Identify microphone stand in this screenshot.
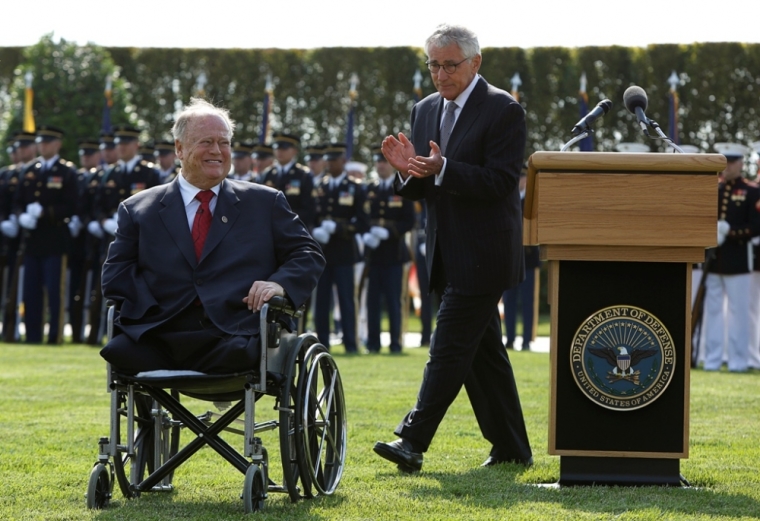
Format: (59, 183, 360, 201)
(560, 130, 592, 152)
(646, 119, 685, 153)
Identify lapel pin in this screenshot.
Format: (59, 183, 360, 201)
(221, 216, 228, 223)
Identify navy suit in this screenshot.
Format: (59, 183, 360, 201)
(393, 76, 532, 462)
(100, 178, 325, 374)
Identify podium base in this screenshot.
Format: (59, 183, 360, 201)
(558, 456, 684, 486)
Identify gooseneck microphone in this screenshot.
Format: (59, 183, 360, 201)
(571, 99, 612, 136)
(623, 86, 651, 136)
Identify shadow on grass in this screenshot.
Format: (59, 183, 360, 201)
(372, 464, 760, 518)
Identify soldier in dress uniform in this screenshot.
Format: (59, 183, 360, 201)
(0, 131, 39, 341)
(99, 131, 118, 166)
(259, 133, 316, 229)
(252, 142, 274, 180)
(362, 147, 415, 353)
(87, 125, 160, 344)
(67, 139, 100, 343)
(139, 142, 156, 163)
(154, 140, 180, 183)
(305, 144, 326, 184)
(229, 140, 255, 181)
(13, 125, 78, 344)
(748, 139, 760, 370)
(311, 143, 369, 353)
(503, 166, 540, 350)
(703, 143, 760, 372)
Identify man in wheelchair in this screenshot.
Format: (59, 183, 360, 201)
(99, 98, 325, 375)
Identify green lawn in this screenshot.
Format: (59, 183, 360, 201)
(0, 342, 758, 520)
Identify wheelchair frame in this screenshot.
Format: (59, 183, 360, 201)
(85, 296, 347, 513)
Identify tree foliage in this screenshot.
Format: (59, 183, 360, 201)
(2, 39, 760, 166)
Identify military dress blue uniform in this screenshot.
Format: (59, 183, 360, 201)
(363, 176, 415, 353)
(260, 162, 315, 229)
(704, 143, 760, 372)
(14, 153, 78, 344)
(312, 170, 369, 352)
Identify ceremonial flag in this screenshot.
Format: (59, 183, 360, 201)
(668, 71, 680, 145)
(345, 73, 358, 160)
(102, 75, 113, 135)
(510, 73, 522, 103)
(23, 72, 35, 134)
(578, 73, 593, 152)
(259, 74, 273, 144)
(413, 69, 422, 103)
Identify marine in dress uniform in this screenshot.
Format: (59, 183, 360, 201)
(259, 133, 316, 229)
(87, 126, 161, 344)
(748, 139, 760, 370)
(362, 147, 415, 353)
(154, 140, 180, 183)
(228, 140, 255, 182)
(503, 168, 540, 350)
(0, 131, 37, 341)
(67, 139, 100, 343)
(703, 143, 760, 372)
(14, 126, 78, 344)
(311, 143, 369, 352)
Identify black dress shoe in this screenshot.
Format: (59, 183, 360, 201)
(373, 439, 423, 473)
(481, 455, 533, 468)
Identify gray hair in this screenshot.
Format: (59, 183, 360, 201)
(425, 24, 480, 60)
(171, 98, 236, 143)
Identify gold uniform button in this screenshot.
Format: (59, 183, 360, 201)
(34, 191, 40, 196)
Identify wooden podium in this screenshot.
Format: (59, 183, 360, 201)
(524, 151, 724, 486)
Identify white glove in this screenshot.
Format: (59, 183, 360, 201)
(370, 226, 389, 240)
(26, 202, 43, 219)
(362, 232, 380, 249)
(87, 220, 104, 239)
(752, 236, 760, 246)
(0, 216, 19, 238)
(68, 215, 82, 238)
(419, 242, 426, 257)
(312, 226, 330, 244)
(102, 218, 118, 236)
(18, 213, 37, 230)
(717, 220, 731, 246)
(321, 220, 337, 234)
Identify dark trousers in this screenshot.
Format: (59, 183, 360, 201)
(366, 263, 403, 353)
(395, 286, 532, 461)
(503, 267, 536, 346)
(416, 247, 432, 345)
(100, 303, 259, 375)
(23, 254, 64, 344)
(315, 263, 357, 352)
(67, 253, 87, 343)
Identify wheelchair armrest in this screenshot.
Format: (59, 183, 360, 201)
(263, 295, 303, 320)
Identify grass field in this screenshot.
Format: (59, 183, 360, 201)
(0, 341, 758, 520)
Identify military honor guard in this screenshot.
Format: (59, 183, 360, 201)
(362, 147, 415, 353)
(312, 143, 369, 352)
(99, 131, 118, 166)
(305, 144, 326, 184)
(748, 139, 760, 370)
(13, 125, 79, 344)
(259, 133, 316, 228)
(502, 167, 540, 350)
(703, 143, 760, 372)
(229, 141, 255, 181)
(154, 140, 180, 183)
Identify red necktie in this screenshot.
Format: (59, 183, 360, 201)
(192, 190, 214, 260)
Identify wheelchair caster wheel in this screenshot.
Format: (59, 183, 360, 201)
(86, 463, 112, 509)
(243, 464, 266, 513)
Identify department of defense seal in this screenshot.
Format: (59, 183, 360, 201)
(570, 305, 675, 411)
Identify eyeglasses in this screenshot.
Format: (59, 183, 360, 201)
(425, 58, 470, 74)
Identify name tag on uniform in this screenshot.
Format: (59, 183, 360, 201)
(131, 182, 146, 195)
(285, 180, 301, 196)
(388, 195, 403, 208)
(338, 191, 354, 206)
(47, 176, 63, 189)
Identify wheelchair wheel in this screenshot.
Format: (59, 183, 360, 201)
(85, 463, 113, 509)
(278, 335, 318, 502)
(243, 464, 266, 513)
(295, 344, 347, 496)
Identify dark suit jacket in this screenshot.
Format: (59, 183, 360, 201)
(102, 178, 325, 342)
(395, 77, 525, 295)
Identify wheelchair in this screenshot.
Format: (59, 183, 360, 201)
(85, 296, 346, 513)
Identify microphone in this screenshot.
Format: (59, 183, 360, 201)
(623, 86, 651, 135)
(571, 99, 612, 136)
